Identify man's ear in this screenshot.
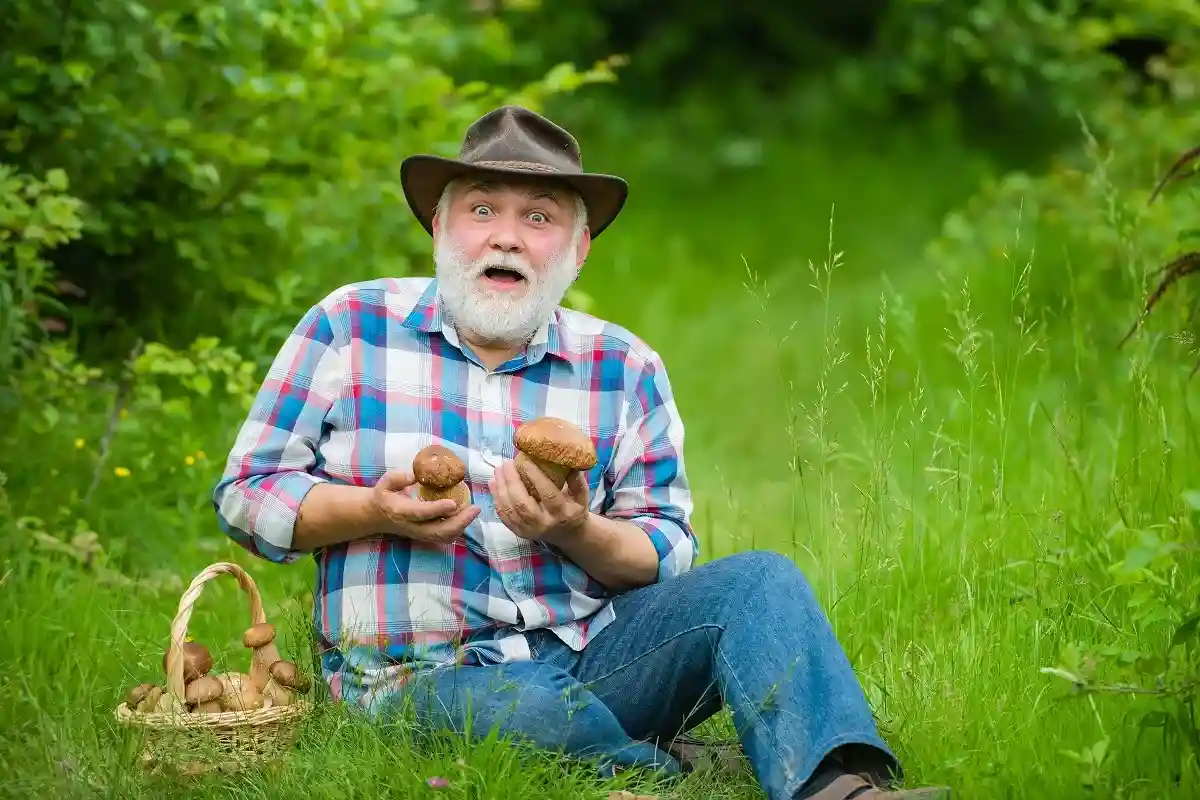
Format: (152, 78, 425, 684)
(575, 226, 591, 267)
(431, 209, 441, 238)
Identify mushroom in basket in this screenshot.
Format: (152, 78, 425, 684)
(263, 659, 313, 707)
(512, 417, 597, 501)
(413, 444, 471, 512)
(157, 639, 221, 714)
(239, 622, 315, 709)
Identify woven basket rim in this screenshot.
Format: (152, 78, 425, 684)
(115, 698, 311, 730)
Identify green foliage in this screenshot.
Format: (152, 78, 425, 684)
(0, 163, 84, 384)
(0, 0, 621, 365)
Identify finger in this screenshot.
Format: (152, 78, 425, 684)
(490, 466, 518, 524)
(503, 462, 545, 524)
(376, 469, 416, 492)
(430, 505, 481, 539)
(387, 493, 459, 522)
(565, 470, 590, 506)
(520, 459, 563, 507)
(416, 506, 480, 543)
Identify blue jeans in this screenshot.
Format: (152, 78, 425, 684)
(372, 551, 900, 800)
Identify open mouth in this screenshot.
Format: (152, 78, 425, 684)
(482, 266, 527, 285)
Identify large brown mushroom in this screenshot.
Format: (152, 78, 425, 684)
(512, 417, 598, 501)
(184, 675, 223, 707)
(215, 671, 264, 712)
(413, 444, 471, 512)
(161, 641, 213, 683)
(243, 622, 283, 692)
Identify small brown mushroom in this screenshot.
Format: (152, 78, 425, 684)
(413, 444, 471, 512)
(243, 622, 283, 692)
(269, 659, 312, 693)
(512, 417, 597, 500)
(156, 692, 187, 715)
(137, 685, 164, 713)
(162, 641, 213, 682)
(193, 700, 223, 714)
(184, 675, 223, 705)
(125, 682, 157, 709)
(262, 679, 295, 707)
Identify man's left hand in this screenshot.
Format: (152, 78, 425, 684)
(490, 459, 590, 543)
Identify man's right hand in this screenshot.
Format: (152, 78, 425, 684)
(370, 469, 480, 544)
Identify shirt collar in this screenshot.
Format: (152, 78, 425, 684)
(399, 278, 575, 369)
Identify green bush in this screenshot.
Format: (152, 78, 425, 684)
(0, 0, 621, 367)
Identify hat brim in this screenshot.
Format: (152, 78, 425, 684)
(400, 155, 629, 239)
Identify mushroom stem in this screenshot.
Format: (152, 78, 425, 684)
(418, 481, 472, 509)
(514, 451, 570, 499)
(243, 623, 283, 692)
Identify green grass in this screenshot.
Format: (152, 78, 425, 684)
(4, 107, 1200, 799)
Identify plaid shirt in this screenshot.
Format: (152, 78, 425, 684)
(213, 277, 697, 707)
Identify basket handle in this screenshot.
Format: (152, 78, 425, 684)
(163, 562, 267, 702)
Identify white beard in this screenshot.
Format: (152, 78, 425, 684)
(434, 226, 579, 348)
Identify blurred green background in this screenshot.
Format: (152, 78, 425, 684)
(3, 1, 1200, 798)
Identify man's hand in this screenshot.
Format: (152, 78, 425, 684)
(490, 459, 589, 543)
(371, 469, 480, 544)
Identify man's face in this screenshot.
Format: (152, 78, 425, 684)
(432, 178, 591, 347)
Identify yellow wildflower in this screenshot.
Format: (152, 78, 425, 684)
(184, 455, 195, 466)
(75, 438, 85, 449)
(195, 450, 206, 461)
(113, 467, 131, 478)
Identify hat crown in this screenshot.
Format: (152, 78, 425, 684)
(457, 106, 583, 175)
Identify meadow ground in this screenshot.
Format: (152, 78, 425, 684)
(3, 107, 1199, 799)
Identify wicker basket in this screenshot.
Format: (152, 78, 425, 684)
(114, 561, 312, 773)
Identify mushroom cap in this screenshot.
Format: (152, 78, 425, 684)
(126, 682, 157, 708)
(412, 444, 466, 489)
(184, 675, 224, 704)
(513, 417, 597, 470)
(243, 622, 276, 648)
(162, 641, 213, 682)
(269, 660, 312, 692)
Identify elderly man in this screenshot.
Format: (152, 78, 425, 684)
(213, 106, 948, 800)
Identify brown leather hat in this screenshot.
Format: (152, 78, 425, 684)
(400, 105, 629, 239)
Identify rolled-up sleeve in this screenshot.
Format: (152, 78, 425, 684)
(605, 350, 697, 583)
(212, 296, 347, 563)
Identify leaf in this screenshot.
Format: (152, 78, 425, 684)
(1139, 711, 1171, 730)
(1120, 545, 1158, 573)
(1170, 614, 1200, 650)
(1182, 490, 1200, 511)
(1039, 666, 1085, 685)
(44, 169, 69, 192)
(1090, 737, 1109, 766)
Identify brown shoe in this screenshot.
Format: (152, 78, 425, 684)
(808, 773, 952, 799)
(664, 732, 745, 776)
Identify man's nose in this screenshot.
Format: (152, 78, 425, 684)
(487, 217, 523, 252)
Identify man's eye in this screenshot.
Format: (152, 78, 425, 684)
(529, 212, 548, 223)
(472, 205, 492, 216)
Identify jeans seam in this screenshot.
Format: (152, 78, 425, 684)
(579, 622, 725, 687)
